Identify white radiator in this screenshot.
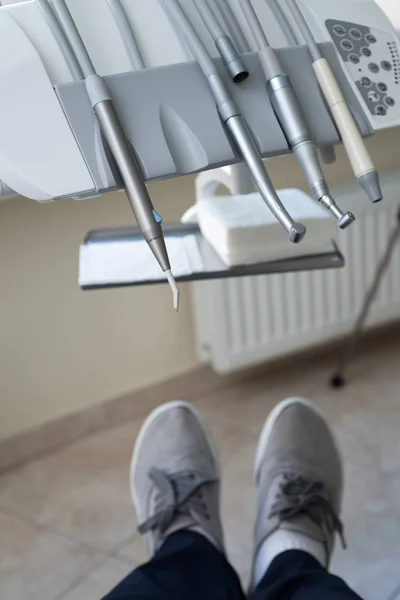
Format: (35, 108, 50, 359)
(191, 172, 400, 374)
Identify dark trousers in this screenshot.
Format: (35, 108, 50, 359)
(104, 531, 364, 599)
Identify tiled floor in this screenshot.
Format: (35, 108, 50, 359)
(1, 334, 400, 600)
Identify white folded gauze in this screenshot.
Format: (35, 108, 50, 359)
(197, 188, 336, 266)
(79, 235, 203, 287)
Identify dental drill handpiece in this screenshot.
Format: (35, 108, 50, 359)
(49, 0, 179, 310)
(91, 91, 179, 308)
(237, 0, 355, 229)
(162, 0, 306, 243)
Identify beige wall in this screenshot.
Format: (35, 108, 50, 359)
(1, 128, 399, 441)
(0, 176, 199, 441)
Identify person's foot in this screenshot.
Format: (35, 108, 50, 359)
(130, 401, 224, 557)
(252, 397, 345, 588)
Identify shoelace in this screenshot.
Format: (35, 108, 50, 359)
(137, 467, 218, 536)
(269, 475, 347, 549)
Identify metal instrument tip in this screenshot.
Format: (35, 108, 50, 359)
(338, 212, 356, 230)
(289, 223, 307, 244)
(166, 269, 180, 312)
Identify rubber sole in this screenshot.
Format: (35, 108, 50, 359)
(130, 401, 221, 520)
(254, 397, 341, 484)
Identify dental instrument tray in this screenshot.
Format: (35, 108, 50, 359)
(79, 223, 344, 290)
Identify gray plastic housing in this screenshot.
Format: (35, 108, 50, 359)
(55, 42, 372, 195)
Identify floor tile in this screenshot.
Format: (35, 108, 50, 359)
(331, 497, 400, 600)
(0, 419, 143, 552)
(57, 559, 133, 600)
(0, 511, 102, 600)
(115, 533, 147, 566)
(307, 344, 400, 600)
(194, 366, 316, 436)
(219, 425, 257, 588)
(2, 334, 400, 597)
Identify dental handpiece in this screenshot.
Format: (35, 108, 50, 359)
(162, 0, 306, 244)
(265, 58, 355, 229)
(95, 96, 179, 309)
(49, 0, 179, 310)
(286, 0, 382, 204)
(92, 91, 179, 309)
(265, 0, 335, 167)
(237, 0, 354, 229)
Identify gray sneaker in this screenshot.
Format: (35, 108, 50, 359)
(253, 397, 345, 577)
(130, 401, 224, 557)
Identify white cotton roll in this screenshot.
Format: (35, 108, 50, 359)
(197, 188, 336, 267)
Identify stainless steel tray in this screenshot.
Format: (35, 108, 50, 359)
(81, 223, 344, 290)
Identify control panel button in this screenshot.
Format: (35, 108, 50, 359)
(361, 47, 372, 57)
(375, 105, 387, 116)
(368, 90, 380, 103)
(369, 62, 380, 73)
(341, 39, 353, 51)
(333, 24, 347, 37)
(381, 61, 393, 71)
(377, 82, 388, 92)
(365, 33, 377, 44)
(349, 28, 362, 40)
(349, 54, 360, 64)
(361, 77, 372, 87)
(385, 96, 395, 107)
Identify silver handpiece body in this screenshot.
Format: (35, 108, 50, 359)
(50, 0, 173, 278)
(214, 81, 306, 242)
(267, 66, 355, 229)
(215, 35, 249, 82)
(237, 0, 354, 229)
(94, 98, 170, 271)
(224, 113, 304, 241)
(210, 71, 306, 242)
(162, 0, 306, 243)
(207, 74, 306, 243)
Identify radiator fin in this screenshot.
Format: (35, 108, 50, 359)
(192, 175, 400, 373)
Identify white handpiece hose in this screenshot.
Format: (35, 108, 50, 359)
(51, 0, 96, 77)
(212, 0, 250, 54)
(267, 0, 298, 46)
(37, 0, 83, 80)
(105, 0, 145, 70)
